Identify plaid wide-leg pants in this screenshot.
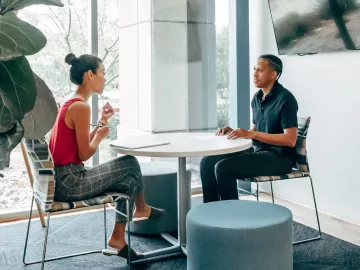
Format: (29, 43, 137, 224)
(54, 155, 144, 223)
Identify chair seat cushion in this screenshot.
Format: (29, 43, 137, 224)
(245, 170, 309, 182)
(50, 195, 115, 212)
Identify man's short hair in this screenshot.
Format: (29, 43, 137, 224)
(258, 54, 283, 79)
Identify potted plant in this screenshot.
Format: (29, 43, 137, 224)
(0, 0, 64, 172)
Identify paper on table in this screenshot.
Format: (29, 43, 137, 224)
(110, 137, 170, 150)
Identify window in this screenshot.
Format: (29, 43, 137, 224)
(216, 0, 230, 128)
(189, 0, 230, 187)
(0, 1, 89, 214)
(97, 0, 120, 164)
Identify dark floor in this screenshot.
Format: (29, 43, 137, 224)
(1, 196, 360, 270)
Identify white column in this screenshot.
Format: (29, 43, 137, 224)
(118, 0, 216, 133)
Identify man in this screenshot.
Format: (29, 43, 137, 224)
(200, 54, 298, 203)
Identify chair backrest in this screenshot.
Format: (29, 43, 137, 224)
(22, 139, 55, 212)
(295, 117, 311, 173)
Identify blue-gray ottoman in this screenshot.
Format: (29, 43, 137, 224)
(129, 161, 191, 235)
(186, 200, 293, 270)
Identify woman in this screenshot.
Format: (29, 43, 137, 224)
(49, 53, 163, 261)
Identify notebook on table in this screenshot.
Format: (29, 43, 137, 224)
(110, 137, 170, 150)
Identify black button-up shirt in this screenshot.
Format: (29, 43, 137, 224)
(251, 81, 298, 163)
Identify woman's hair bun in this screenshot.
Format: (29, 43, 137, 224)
(65, 53, 78, 65)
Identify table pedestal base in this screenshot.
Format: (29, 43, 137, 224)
(132, 157, 189, 265)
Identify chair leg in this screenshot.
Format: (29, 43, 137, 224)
(310, 176, 322, 236)
(41, 212, 51, 270)
(256, 182, 259, 201)
(23, 196, 35, 265)
(105, 197, 133, 266)
(270, 182, 275, 203)
(126, 199, 131, 269)
(23, 201, 106, 267)
(293, 176, 322, 245)
(103, 204, 107, 249)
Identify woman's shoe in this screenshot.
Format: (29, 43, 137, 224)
(102, 245, 144, 263)
(133, 207, 164, 223)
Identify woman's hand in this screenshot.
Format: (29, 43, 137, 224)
(100, 102, 115, 122)
(95, 124, 109, 141)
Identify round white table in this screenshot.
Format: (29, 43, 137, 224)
(110, 132, 252, 261)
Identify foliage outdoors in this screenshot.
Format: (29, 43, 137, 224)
(0, 0, 64, 170)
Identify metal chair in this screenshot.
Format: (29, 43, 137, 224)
(21, 139, 133, 269)
(238, 117, 321, 245)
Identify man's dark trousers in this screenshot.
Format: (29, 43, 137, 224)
(200, 148, 293, 203)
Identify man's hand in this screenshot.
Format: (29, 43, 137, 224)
(227, 128, 256, 140)
(216, 126, 233, 136)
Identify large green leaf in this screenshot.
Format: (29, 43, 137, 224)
(22, 73, 57, 139)
(0, 0, 64, 15)
(0, 11, 47, 60)
(0, 56, 36, 133)
(0, 120, 24, 169)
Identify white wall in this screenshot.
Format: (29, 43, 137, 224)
(250, 0, 360, 225)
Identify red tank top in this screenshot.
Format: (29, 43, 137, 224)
(49, 98, 84, 166)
